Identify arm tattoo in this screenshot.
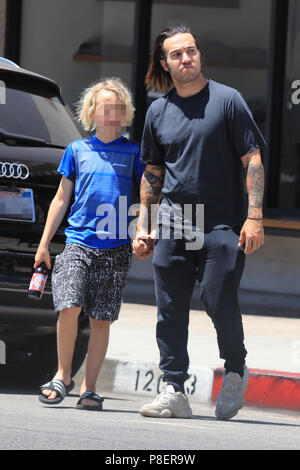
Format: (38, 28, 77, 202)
(138, 165, 165, 233)
(141, 166, 165, 205)
(245, 160, 265, 218)
(143, 170, 165, 196)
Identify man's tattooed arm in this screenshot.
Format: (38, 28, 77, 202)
(239, 149, 265, 254)
(137, 164, 165, 234)
(242, 150, 265, 218)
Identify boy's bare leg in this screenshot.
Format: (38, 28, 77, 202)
(42, 306, 81, 400)
(79, 318, 110, 407)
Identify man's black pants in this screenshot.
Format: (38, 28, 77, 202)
(152, 227, 247, 392)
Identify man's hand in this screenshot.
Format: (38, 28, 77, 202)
(238, 218, 264, 254)
(132, 230, 156, 260)
(133, 164, 165, 260)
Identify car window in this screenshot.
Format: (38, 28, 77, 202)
(0, 72, 83, 147)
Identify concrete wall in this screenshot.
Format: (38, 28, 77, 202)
(124, 233, 300, 317)
(127, 234, 300, 296)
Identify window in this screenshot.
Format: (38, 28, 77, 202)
(278, 0, 300, 212)
(149, 0, 271, 137)
(0, 72, 82, 147)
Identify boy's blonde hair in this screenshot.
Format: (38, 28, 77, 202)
(76, 77, 135, 131)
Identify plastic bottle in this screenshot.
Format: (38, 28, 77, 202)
(28, 262, 49, 299)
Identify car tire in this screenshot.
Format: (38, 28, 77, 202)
(0, 330, 89, 390)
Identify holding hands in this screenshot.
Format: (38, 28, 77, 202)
(132, 230, 156, 260)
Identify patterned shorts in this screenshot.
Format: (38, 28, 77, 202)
(51, 243, 132, 322)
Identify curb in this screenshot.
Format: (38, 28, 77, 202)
(213, 367, 300, 411)
(99, 358, 300, 411)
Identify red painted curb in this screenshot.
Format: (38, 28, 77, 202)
(212, 367, 300, 411)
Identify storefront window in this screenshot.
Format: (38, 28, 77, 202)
(279, 0, 300, 211)
(149, 0, 271, 136)
(20, 0, 134, 109)
(74, 0, 134, 89)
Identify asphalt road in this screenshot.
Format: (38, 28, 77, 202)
(1, 387, 300, 452)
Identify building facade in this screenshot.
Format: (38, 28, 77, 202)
(1, 0, 300, 315)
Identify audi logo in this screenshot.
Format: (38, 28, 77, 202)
(0, 162, 30, 180)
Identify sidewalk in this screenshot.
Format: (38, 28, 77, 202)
(74, 302, 300, 411)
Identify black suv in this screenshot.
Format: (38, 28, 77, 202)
(0, 59, 89, 387)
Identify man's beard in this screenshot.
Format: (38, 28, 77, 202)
(166, 61, 202, 84)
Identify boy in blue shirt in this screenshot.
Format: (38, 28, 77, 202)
(36, 78, 145, 409)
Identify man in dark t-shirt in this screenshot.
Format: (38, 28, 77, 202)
(133, 25, 266, 420)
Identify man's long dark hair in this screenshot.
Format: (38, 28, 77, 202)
(145, 25, 201, 92)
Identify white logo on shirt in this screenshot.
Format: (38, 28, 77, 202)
(112, 163, 127, 167)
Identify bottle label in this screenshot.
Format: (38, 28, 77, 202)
(29, 273, 48, 292)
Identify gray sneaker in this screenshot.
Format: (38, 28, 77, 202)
(139, 384, 193, 418)
(215, 366, 249, 420)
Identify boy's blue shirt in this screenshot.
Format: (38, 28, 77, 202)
(57, 134, 145, 248)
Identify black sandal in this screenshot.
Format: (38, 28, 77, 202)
(39, 379, 75, 405)
(76, 391, 104, 411)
